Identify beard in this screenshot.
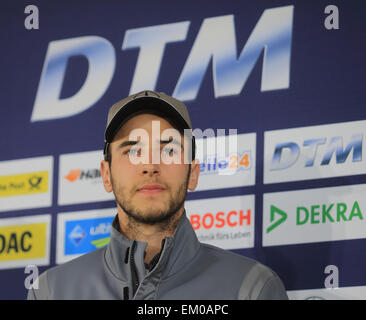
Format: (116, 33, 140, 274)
(110, 167, 191, 230)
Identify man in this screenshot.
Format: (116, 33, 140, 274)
(27, 90, 288, 300)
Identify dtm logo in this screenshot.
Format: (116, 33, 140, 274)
(264, 121, 366, 183)
(65, 217, 113, 255)
(31, 6, 293, 121)
(270, 134, 362, 171)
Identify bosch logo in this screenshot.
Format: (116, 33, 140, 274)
(190, 209, 251, 230)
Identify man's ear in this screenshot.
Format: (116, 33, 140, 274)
(188, 159, 200, 191)
(101, 160, 113, 192)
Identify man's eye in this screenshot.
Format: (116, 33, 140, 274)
(125, 148, 139, 155)
(162, 147, 177, 155)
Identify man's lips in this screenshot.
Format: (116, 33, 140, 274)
(137, 184, 166, 194)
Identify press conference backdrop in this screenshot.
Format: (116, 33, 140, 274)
(0, 0, 365, 300)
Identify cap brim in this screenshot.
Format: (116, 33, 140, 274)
(105, 97, 190, 143)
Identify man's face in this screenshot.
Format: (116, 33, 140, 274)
(101, 113, 200, 226)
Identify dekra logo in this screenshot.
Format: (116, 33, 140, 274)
(266, 201, 363, 233)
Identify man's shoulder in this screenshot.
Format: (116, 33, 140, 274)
(28, 247, 107, 300)
(45, 247, 106, 284)
(198, 243, 288, 299)
(199, 242, 267, 272)
(198, 242, 288, 298)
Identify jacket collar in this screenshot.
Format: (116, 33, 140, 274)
(105, 210, 200, 283)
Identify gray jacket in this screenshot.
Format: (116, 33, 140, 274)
(27, 212, 288, 300)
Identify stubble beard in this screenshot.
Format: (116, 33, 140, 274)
(110, 168, 191, 232)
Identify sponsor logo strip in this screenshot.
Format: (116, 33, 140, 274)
(58, 151, 114, 205)
(287, 286, 366, 300)
(0, 157, 53, 212)
(0, 171, 48, 197)
(65, 217, 112, 253)
(0, 215, 51, 270)
(264, 120, 366, 183)
(194, 133, 256, 191)
(56, 208, 116, 264)
(185, 195, 255, 250)
(263, 184, 366, 247)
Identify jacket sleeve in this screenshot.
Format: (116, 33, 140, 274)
(256, 274, 289, 300)
(26, 271, 50, 300)
(237, 263, 289, 300)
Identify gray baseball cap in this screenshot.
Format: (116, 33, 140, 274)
(103, 90, 194, 160)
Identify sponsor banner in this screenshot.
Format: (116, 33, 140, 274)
(58, 150, 114, 205)
(194, 133, 256, 191)
(185, 195, 254, 250)
(0, 215, 51, 270)
(287, 286, 366, 300)
(57, 208, 116, 264)
(264, 120, 366, 184)
(263, 184, 366, 247)
(0, 156, 53, 212)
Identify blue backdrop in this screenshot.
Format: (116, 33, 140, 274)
(0, 0, 365, 299)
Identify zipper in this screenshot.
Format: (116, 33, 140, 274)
(131, 238, 168, 299)
(148, 238, 166, 274)
(129, 240, 140, 298)
(123, 286, 129, 300)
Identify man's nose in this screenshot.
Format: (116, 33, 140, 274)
(142, 163, 160, 176)
(141, 147, 160, 176)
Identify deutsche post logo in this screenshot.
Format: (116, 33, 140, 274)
(0, 171, 48, 197)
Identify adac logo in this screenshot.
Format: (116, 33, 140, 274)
(0, 171, 48, 197)
(200, 151, 252, 176)
(64, 169, 101, 183)
(0, 223, 47, 262)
